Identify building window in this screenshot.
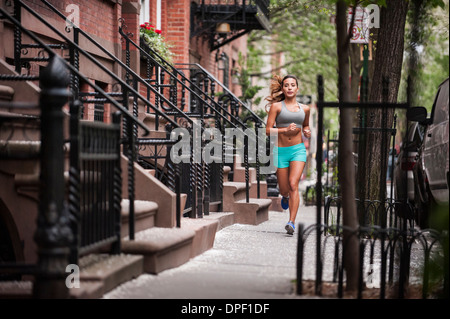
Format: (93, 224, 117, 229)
(140, 0, 150, 24)
(217, 52, 229, 88)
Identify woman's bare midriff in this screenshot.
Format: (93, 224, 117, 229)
(277, 129, 303, 147)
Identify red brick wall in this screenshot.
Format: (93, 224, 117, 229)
(166, 0, 190, 64)
(23, 0, 120, 44)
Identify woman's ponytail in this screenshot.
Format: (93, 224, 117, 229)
(264, 74, 284, 112)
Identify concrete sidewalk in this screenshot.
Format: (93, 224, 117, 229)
(103, 206, 319, 299)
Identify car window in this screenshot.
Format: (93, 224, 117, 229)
(412, 123, 423, 145)
(432, 81, 449, 125)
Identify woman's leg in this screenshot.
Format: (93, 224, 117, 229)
(276, 167, 290, 198)
(287, 161, 305, 223)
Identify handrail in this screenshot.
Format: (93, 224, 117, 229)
(130, 31, 266, 153)
(177, 62, 266, 126)
(12, 0, 180, 130)
(0, 5, 150, 135)
(37, 0, 191, 129)
(124, 29, 243, 131)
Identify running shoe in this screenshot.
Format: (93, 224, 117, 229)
(285, 221, 295, 235)
(281, 196, 289, 210)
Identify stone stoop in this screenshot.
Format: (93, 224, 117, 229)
(204, 212, 235, 231)
(0, 281, 33, 299)
(0, 254, 144, 299)
(70, 254, 144, 299)
(268, 196, 283, 212)
(233, 198, 271, 225)
(222, 181, 270, 225)
(120, 227, 195, 274)
(120, 199, 158, 239)
(180, 217, 219, 258)
(249, 180, 268, 199)
(223, 181, 247, 208)
(231, 154, 271, 208)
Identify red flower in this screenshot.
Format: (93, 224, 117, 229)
(155, 29, 162, 34)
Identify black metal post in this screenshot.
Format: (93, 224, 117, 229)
(33, 56, 72, 298)
(315, 75, 324, 295)
(13, 0, 22, 73)
(296, 223, 304, 295)
(245, 134, 249, 203)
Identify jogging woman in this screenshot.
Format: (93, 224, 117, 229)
(265, 74, 311, 235)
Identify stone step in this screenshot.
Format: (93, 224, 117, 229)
(70, 253, 144, 299)
(233, 198, 272, 225)
(120, 199, 158, 239)
(0, 281, 32, 299)
(208, 200, 222, 213)
(0, 253, 145, 299)
(180, 217, 219, 258)
(223, 182, 247, 209)
(233, 166, 257, 184)
(0, 59, 40, 113)
(203, 211, 235, 231)
(222, 181, 271, 225)
(139, 112, 169, 133)
(120, 227, 195, 274)
(249, 180, 268, 199)
(0, 84, 14, 101)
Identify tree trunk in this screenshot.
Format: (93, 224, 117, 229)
(361, 0, 409, 221)
(350, 43, 363, 102)
(336, 0, 359, 294)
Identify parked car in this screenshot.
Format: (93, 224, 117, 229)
(393, 121, 425, 218)
(407, 77, 449, 228)
(387, 148, 398, 182)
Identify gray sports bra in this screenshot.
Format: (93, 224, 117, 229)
(275, 100, 305, 128)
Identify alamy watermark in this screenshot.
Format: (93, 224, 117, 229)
(65, 4, 80, 30)
(169, 120, 278, 175)
(65, 264, 80, 289)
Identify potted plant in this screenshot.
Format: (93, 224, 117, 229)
(140, 22, 174, 66)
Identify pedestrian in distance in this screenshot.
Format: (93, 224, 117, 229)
(265, 74, 311, 235)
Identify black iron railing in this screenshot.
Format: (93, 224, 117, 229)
(8, 0, 191, 236)
(295, 74, 449, 299)
(121, 27, 268, 217)
(69, 100, 123, 263)
(176, 63, 268, 199)
(0, 3, 148, 281)
(297, 222, 447, 299)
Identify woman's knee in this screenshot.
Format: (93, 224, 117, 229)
(288, 180, 299, 193)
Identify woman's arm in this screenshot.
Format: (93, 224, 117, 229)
(266, 103, 289, 136)
(302, 105, 311, 138)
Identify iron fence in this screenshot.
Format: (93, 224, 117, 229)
(296, 74, 448, 299)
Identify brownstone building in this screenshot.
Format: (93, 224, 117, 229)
(0, 0, 271, 298)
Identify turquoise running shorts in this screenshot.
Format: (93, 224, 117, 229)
(273, 143, 307, 168)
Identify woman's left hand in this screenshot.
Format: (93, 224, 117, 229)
(303, 128, 311, 138)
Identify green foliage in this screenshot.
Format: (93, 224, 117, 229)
(399, 0, 449, 111)
(248, 0, 342, 131)
(235, 52, 264, 102)
(233, 52, 266, 126)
